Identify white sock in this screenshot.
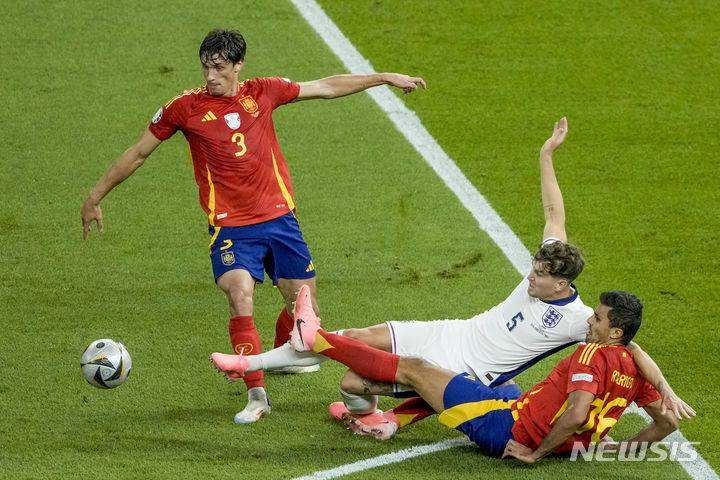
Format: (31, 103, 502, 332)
(247, 386, 267, 403)
(247, 343, 327, 372)
(340, 388, 378, 415)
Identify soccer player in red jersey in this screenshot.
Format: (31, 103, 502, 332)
(80, 29, 426, 423)
(213, 287, 685, 460)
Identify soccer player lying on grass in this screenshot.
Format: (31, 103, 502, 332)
(213, 286, 683, 462)
(208, 118, 694, 436)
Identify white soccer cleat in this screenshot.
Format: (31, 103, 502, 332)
(234, 387, 271, 424)
(290, 285, 321, 352)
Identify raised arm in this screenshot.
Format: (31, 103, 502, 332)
(540, 117, 568, 242)
(626, 342, 696, 419)
(293, 73, 426, 101)
(503, 389, 594, 463)
(81, 128, 161, 239)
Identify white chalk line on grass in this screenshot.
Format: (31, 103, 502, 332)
(290, 437, 473, 480)
(290, 1, 714, 479)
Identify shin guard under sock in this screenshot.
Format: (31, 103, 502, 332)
(273, 307, 294, 348)
(389, 397, 436, 427)
(312, 329, 399, 383)
(228, 315, 264, 390)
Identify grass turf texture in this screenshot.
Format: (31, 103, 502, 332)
(1, 0, 717, 478)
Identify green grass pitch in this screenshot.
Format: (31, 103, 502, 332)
(1, 0, 717, 479)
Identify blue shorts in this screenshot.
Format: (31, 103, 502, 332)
(208, 212, 315, 284)
(438, 374, 522, 457)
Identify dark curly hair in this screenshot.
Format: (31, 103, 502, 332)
(533, 241, 584, 283)
(600, 291, 643, 346)
(199, 29, 246, 64)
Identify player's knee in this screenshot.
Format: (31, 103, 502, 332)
(339, 371, 363, 394)
(225, 285, 254, 315)
(342, 328, 367, 342)
(396, 357, 430, 385)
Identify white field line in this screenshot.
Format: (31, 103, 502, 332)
(290, 437, 472, 480)
(289, 1, 714, 479)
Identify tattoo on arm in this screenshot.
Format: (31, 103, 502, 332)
(361, 377, 393, 395)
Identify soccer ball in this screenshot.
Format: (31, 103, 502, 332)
(80, 339, 132, 389)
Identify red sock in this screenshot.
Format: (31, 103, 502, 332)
(313, 329, 399, 383)
(389, 397, 436, 427)
(273, 307, 293, 348)
(228, 316, 264, 389)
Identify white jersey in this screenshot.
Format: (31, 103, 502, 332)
(388, 275, 592, 389)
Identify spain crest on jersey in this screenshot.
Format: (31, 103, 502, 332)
(224, 113, 241, 130)
(542, 306, 563, 328)
(239, 95, 258, 114)
(221, 251, 236, 266)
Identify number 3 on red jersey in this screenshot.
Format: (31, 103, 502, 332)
(232, 132, 247, 157)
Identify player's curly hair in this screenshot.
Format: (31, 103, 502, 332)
(199, 29, 246, 64)
(533, 241, 584, 284)
(600, 291, 643, 346)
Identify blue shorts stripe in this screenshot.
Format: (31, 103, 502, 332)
(440, 374, 521, 457)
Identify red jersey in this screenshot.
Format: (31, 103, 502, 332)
(148, 77, 301, 227)
(510, 343, 660, 453)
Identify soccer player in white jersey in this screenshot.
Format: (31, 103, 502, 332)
(211, 117, 693, 437)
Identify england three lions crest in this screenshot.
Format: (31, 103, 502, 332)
(542, 306, 563, 328)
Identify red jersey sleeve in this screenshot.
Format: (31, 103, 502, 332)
(148, 90, 194, 141)
(565, 343, 604, 396)
(249, 77, 300, 108)
(632, 377, 661, 407)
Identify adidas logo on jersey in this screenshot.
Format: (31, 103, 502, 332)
(201, 111, 217, 122)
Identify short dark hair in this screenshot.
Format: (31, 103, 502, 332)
(600, 291, 643, 346)
(199, 29, 246, 64)
(533, 241, 584, 283)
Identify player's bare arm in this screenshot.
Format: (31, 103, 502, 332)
(503, 389, 593, 463)
(626, 342, 696, 419)
(81, 128, 161, 239)
(540, 117, 568, 243)
(600, 399, 679, 454)
(294, 73, 426, 101)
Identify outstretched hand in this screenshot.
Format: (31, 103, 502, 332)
(660, 387, 697, 420)
(541, 117, 568, 155)
(385, 73, 427, 95)
(81, 197, 104, 240)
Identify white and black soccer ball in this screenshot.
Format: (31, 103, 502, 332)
(80, 339, 132, 389)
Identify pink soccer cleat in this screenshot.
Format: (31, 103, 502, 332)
(210, 352, 250, 382)
(329, 401, 354, 420)
(329, 402, 399, 441)
(290, 284, 321, 352)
